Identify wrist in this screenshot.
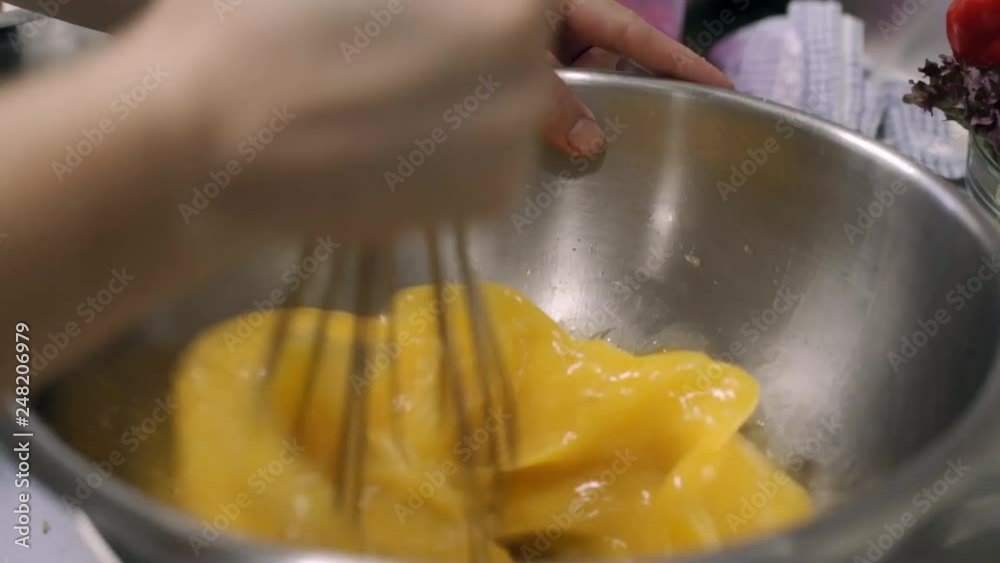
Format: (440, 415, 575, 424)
(98, 18, 283, 251)
(117, 34, 212, 164)
(89, 24, 223, 217)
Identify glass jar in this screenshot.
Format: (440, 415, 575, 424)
(966, 133, 1000, 217)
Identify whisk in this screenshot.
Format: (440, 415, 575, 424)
(258, 223, 517, 562)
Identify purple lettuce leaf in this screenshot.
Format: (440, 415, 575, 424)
(904, 55, 1000, 154)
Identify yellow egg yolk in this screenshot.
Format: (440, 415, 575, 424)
(172, 283, 813, 560)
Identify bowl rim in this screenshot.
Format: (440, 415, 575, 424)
(9, 68, 1000, 563)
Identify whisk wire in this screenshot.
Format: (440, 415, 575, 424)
(334, 248, 379, 528)
(260, 228, 513, 563)
(425, 231, 453, 419)
(259, 239, 314, 396)
(292, 252, 345, 437)
(427, 228, 494, 563)
(453, 225, 514, 535)
(382, 250, 409, 461)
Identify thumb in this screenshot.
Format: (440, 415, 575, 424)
(542, 69, 606, 158)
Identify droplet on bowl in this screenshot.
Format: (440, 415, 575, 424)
(684, 254, 702, 268)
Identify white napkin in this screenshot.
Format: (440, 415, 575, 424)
(708, 0, 967, 179)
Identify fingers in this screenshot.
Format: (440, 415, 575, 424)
(572, 47, 621, 70)
(563, 0, 733, 89)
(540, 67, 606, 158)
(554, 28, 591, 65)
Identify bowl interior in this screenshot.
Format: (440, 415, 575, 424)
(38, 72, 1000, 559)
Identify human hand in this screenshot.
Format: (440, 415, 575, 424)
(128, 0, 551, 241)
(541, 0, 732, 158)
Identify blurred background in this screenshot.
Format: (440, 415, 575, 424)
(687, 0, 951, 80)
(0, 0, 951, 81)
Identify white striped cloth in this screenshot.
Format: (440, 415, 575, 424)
(709, 18, 805, 109)
(841, 15, 866, 131)
(708, 0, 967, 180)
(789, 1, 843, 123)
(881, 81, 967, 179)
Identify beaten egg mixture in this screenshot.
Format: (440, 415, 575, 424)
(173, 283, 813, 560)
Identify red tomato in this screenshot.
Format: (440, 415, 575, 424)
(948, 0, 1000, 66)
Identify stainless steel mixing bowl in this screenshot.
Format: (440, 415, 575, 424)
(10, 69, 1000, 563)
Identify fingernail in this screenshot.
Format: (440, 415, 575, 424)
(568, 118, 606, 157)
